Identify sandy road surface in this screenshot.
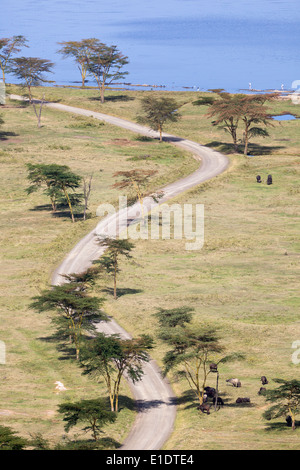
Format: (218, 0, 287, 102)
(10, 94, 229, 450)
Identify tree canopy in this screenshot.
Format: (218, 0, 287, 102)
(80, 332, 153, 412)
(94, 237, 134, 300)
(263, 379, 300, 431)
(58, 398, 116, 440)
(30, 281, 107, 360)
(86, 42, 129, 103)
(11, 56, 54, 127)
(26, 163, 82, 221)
(137, 96, 181, 142)
(57, 38, 100, 87)
(0, 35, 28, 84)
(0, 425, 28, 450)
(194, 91, 276, 154)
(155, 306, 242, 408)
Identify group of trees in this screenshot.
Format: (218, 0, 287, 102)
(0, 35, 129, 128)
(156, 305, 300, 431)
(0, 35, 128, 105)
(1, 35, 275, 154)
(27, 238, 155, 445)
(57, 39, 129, 103)
(155, 306, 243, 408)
(194, 90, 277, 155)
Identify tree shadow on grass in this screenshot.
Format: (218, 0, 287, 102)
(206, 140, 285, 155)
(101, 287, 143, 298)
(172, 389, 234, 411)
(55, 437, 121, 450)
(30, 205, 88, 221)
(0, 131, 19, 141)
(51, 210, 86, 221)
(89, 94, 135, 102)
(29, 203, 53, 212)
(264, 421, 300, 433)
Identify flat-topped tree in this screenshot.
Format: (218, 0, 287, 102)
(194, 91, 276, 154)
(57, 38, 100, 87)
(86, 43, 129, 103)
(239, 94, 276, 155)
(137, 96, 181, 142)
(113, 168, 158, 217)
(155, 307, 243, 409)
(80, 332, 153, 413)
(47, 165, 82, 223)
(0, 35, 28, 84)
(30, 282, 107, 361)
(94, 237, 134, 300)
(263, 379, 300, 431)
(0, 425, 28, 450)
(58, 399, 116, 441)
(26, 163, 82, 221)
(10, 56, 54, 127)
(26, 163, 65, 212)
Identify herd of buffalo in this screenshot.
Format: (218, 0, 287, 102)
(198, 375, 269, 415)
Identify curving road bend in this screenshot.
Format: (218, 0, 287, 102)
(11, 94, 229, 450)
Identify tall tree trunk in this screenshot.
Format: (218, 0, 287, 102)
(113, 266, 117, 300)
(63, 187, 75, 223)
(101, 82, 105, 104)
(159, 125, 163, 142)
(214, 372, 219, 411)
(244, 123, 249, 155)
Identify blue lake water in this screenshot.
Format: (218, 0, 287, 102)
(272, 114, 297, 120)
(1, 0, 300, 92)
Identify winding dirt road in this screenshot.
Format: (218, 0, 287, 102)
(11, 94, 229, 450)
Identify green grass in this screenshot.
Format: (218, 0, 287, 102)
(1, 86, 300, 449)
(0, 96, 196, 447)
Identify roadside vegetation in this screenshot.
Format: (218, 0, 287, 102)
(0, 84, 299, 449)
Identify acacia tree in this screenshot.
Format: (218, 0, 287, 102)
(206, 93, 244, 153)
(194, 91, 275, 154)
(26, 163, 65, 212)
(0, 35, 28, 84)
(113, 168, 158, 217)
(10, 56, 54, 127)
(80, 332, 153, 412)
(26, 163, 82, 221)
(86, 43, 129, 103)
(30, 281, 106, 360)
(0, 425, 28, 450)
(94, 238, 134, 300)
(58, 399, 116, 441)
(239, 94, 275, 155)
(61, 266, 101, 290)
(82, 174, 93, 221)
(57, 38, 100, 87)
(47, 165, 82, 222)
(137, 96, 181, 142)
(155, 307, 241, 408)
(263, 379, 300, 431)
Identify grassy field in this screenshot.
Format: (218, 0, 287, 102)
(0, 94, 196, 448)
(1, 85, 300, 449)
